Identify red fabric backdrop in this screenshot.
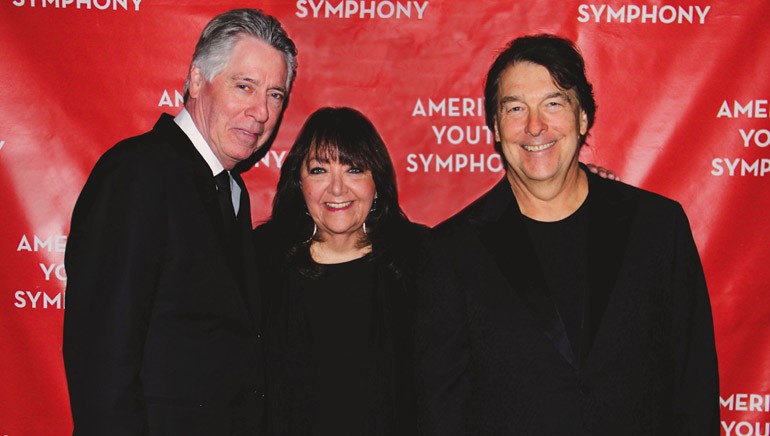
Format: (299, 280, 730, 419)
(1, 1, 769, 434)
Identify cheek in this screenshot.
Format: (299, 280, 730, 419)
(300, 182, 317, 204)
(501, 140, 520, 154)
(498, 143, 525, 168)
(264, 106, 281, 127)
(356, 181, 377, 208)
(205, 103, 232, 132)
(210, 92, 242, 120)
(268, 99, 284, 114)
(302, 188, 324, 223)
(499, 118, 527, 139)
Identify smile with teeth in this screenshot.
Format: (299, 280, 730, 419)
(522, 140, 556, 152)
(324, 201, 352, 209)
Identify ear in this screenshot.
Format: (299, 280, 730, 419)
(579, 109, 588, 136)
(188, 66, 205, 99)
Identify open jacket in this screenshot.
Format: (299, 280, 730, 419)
(64, 114, 264, 436)
(416, 167, 719, 436)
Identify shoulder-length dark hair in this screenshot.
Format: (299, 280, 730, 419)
(265, 106, 410, 278)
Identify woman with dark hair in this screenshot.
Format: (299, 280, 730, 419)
(253, 106, 424, 436)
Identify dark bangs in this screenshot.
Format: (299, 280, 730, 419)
(266, 106, 410, 279)
(303, 112, 383, 172)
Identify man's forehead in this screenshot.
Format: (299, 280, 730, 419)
(223, 37, 289, 87)
(498, 87, 577, 106)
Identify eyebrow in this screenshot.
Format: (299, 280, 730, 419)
(547, 91, 573, 103)
(499, 91, 572, 106)
(232, 75, 287, 94)
(268, 84, 288, 94)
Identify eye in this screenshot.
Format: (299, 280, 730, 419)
(269, 91, 285, 102)
(502, 103, 525, 114)
(308, 167, 326, 175)
(347, 166, 364, 174)
(543, 100, 568, 113)
(237, 84, 252, 92)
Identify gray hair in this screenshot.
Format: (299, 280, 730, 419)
(183, 8, 298, 102)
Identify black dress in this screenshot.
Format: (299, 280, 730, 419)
(301, 256, 375, 435)
(254, 222, 425, 436)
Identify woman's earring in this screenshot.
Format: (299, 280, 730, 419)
(304, 223, 317, 244)
(370, 194, 378, 213)
(363, 222, 367, 235)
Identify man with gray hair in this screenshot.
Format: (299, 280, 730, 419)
(63, 9, 297, 435)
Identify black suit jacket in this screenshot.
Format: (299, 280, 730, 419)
(416, 168, 719, 436)
(64, 114, 264, 436)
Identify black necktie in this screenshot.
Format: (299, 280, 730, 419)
(214, 170, 238, 235)
(214, 170, 244, 286)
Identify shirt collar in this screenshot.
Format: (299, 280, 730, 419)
(174, 108, 224, 177)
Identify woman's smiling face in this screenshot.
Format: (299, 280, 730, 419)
(301, 152, 376, 242)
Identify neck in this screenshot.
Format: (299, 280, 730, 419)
(310, 232, 372, 264)
(508, 165, 588, 222)
(185, 102, 237, 171)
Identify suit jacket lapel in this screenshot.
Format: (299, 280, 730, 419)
(476, 179, 578, 368)
(579, 169, 638, 364)
(153, 114, 256, 327)
(154, 114, 231, 252)
(233, 171, 261, 329)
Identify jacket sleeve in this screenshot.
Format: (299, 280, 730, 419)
(414, 234, 470, 436)
(670, 204, 720, 435)
(63, 152, 164, 436)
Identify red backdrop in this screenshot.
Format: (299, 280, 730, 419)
(2, 1, 769, 434)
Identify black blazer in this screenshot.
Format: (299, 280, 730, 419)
(416, 168, 719, 436)
(64, 114, 264, 436)
(253, 221, 425, 436)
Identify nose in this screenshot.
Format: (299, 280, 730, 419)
(328, 170, 346, 196)
(525, 111, 546, 136)
(244, 96, 269, 123)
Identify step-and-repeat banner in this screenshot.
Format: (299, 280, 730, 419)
(2, 1, 769, 434)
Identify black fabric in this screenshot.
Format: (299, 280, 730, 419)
(475, 185, 578, 368)
(416, 167, 720, 436)
(214, 170, 237, 229)
(524, 197, 589, 363)
(214, 170, 243, 287)
(64, 114, 264, 436)
(301, 257, 375, 435)
(254, 221, 426, 436)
